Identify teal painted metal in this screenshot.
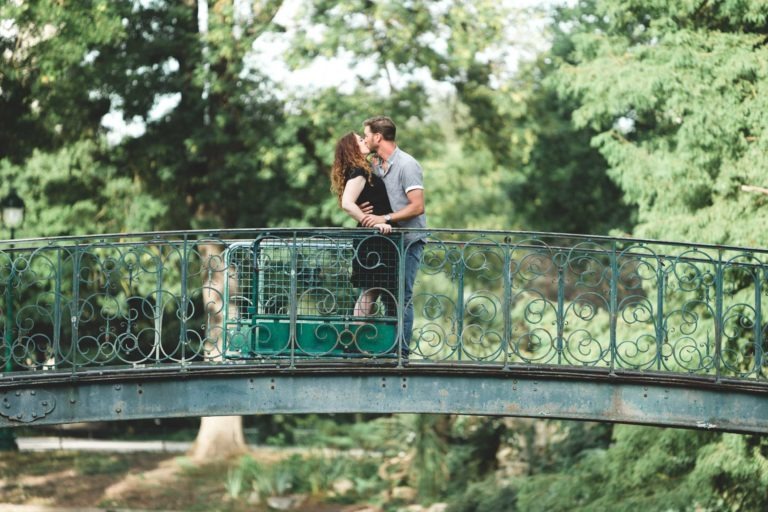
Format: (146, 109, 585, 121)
(0, 228, 767, 429)
(221, 234, 399, 359)
(4, 262, 12, 374)
(1, 367, 768, 433)
(0, 257, 17, 450)
(0, 240, 19, 450)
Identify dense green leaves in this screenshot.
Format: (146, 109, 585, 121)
(0, 140, 165, 236)
(511, 426, 768, 512)
(552, 0, 768, 245)
(0, 0, 124, 162)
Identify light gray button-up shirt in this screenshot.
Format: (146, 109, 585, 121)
(374, 147, 427, 244)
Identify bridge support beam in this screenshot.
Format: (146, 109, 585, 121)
(1, 367, 767, 433)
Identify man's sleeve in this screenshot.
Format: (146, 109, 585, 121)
(401, 159, 424, 194)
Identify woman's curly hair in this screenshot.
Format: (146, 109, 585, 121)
(330, 132, 372, 205)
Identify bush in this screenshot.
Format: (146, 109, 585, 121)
(446, 476, 517, 512)
(225, 452, 384, 502)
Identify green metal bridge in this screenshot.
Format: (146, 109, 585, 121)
(2, 228, 768, 432)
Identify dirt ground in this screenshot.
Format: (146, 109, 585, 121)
(0, 450, 356, 512)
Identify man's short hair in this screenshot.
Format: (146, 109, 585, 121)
(364, 116, 396, 141)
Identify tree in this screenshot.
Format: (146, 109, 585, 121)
(504, 47, 636, 234)
(512, 425, 768, 512)
(0, 0, 122, 164)
(551, 0, 768, 246)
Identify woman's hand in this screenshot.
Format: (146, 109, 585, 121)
(373, 223, 392, 234)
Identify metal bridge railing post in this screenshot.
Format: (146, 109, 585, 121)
(52, 246, 62, 370)
(0, 246, 16, 450)
(503, 236, 512, 369)
(455, 248, 465, 363)
(655, 255, 666, 372)
(289, 232, 298, 368)
(556, 252, 565, 366)
(754, 263, 763, 379)
(70, 244, 81, 375)
(609, 240, 618, 374)
(396, 234, 406, 367)
(154, 248, 164, 364)
(4, 258, 13, 375)
(179, 235, 189, 363)
(715, 249, 724, 382)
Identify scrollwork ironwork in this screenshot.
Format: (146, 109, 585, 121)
(0, 229, 766, 384)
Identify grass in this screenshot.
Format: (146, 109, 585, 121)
(0, 448, 390, 511)
(0, 451, 168, 509)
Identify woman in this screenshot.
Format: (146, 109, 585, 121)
(330, 132, 398, 317)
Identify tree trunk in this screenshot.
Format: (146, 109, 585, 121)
(188, 242, 248, 460)
(188, 415, 248, 461)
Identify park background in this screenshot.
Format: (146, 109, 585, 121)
(2, 0, 768, 510)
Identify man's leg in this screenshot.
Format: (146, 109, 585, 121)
(402, 240, 424, 357)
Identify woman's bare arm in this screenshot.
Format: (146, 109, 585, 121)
(341, 176, 367, 222)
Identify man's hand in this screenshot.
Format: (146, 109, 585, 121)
(374, 223, 392, 234)
(359, 202, 374, 215)
(361, 214, 386, 227)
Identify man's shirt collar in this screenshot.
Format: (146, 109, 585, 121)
(379, 147, 399, 175)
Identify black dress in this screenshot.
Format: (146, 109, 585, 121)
(346, 167, 399, 295)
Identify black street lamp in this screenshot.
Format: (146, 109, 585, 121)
(0, 188, 24, 451)
(1, 189, 25, 240)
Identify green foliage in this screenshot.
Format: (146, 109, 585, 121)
(1, 0, 541, 234)
(506, 74, 636, 235)
(689, 433, 768, 511)
(496, 4, 768, 505)
(551, 0, 768, 246)
(1, 0, 317, 231)
(487, 1, 637, 236)
(228, 452, 383, 501)
(424, 119, 517, 230)
(288, 1, 547, 232)
(409, 415, 451, 498)
(446, 476, 517, 512)
(246, 413, 392, 449)
(0, 140, 165, 236)
(295, 414, 397, 451)
(532, 421, 613, 474)
(246, 414, 512, 504)
(446, 416, 506, 489)
(289, 1, 511, 101)
(0, 0, 124, 162)
(501, 426, 768, 512)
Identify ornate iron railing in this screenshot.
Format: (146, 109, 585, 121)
(1, 228, 767, 382)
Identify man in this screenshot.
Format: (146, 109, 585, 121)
(360, 116, 427, 359)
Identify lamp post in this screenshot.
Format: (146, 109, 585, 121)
(0, 188, 24, 451)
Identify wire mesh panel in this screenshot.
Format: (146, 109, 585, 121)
(223, 232, 401, 359)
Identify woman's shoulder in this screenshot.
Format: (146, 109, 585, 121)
(347, 166, 369, 179)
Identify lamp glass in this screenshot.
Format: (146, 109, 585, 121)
(2, 206, 24, 229)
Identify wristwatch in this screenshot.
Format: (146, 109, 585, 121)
(384, 214, 392, 224)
